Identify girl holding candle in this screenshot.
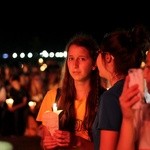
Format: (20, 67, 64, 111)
(36, 34, 106, 149)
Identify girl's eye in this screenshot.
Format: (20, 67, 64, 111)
(68, 57, 87, 62)
(78, 57, 86, 61)
(68, 57, 74, 61)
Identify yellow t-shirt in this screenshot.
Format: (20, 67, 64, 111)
(36, 89, 89, 141)
(75, 98, 89, 141)
(36, 89, 57, 121)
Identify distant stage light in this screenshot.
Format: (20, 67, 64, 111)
(55, 52, 63, 58)
(49, 52, 54, 58)
(2, 53, 9, 59)
(27, 52, 33, 58)
(40, 50, 48, 58)
(63, 51, 67, 58)
(12, 53, 18, 58)
(20, 52, 25, 58)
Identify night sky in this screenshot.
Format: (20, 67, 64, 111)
(0, 3, 149, 54)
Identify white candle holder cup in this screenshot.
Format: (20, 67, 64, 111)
(6, 98, 14, 109)
(28, 101, 36, 111)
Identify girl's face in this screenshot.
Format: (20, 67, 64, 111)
(67, 44, 94, 82)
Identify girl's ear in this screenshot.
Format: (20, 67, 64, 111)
(105, 53, 114, 63)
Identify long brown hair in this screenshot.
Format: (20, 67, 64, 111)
(58, 33, 101, 140)
(100, 25, 150, 76)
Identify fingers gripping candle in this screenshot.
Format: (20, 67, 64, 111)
(42, 103, 63, 136)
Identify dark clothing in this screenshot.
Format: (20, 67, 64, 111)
(92, 79, 124, 150)
(8, 87, 28, 136)
(0, 102, 14, 136)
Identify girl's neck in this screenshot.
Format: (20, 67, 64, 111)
(109, 74, 125, 86)
(75, 79, 90, 89)
(74, 80, 90, 101)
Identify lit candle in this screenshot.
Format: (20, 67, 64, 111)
(28, 101, 36, 110)
(6, 98, 14, 108)
(53, 103, 57, 112)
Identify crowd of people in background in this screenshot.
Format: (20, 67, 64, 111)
(0, 60, 63, 137)
(0, 24, 150, 150)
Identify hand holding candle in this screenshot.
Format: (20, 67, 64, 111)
(42, 103, 63, 136)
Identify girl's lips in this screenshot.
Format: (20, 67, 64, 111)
(72, 71, 80, 74)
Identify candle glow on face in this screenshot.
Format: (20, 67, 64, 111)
(53, 103, 57, 112)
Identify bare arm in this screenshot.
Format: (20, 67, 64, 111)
(117, 76, 140, 150)
(117, 118, 135, 150)
(100, 130, 119, 150)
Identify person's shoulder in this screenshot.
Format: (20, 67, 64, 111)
(43, 89, 57, 101)
(46, 88, 58, 95)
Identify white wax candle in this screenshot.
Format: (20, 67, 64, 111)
(28, 101, 36, 110)
(53, 103, 57, 112)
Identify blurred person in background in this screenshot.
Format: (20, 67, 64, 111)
(29, 72, 45, 116)
(44, 61, 62, 92)
(0, 65, 12, 94)
(19, 72, 30, 95)
(0, 80, 7, 104)
(8, 74, 28, 136)
(0, 80, 7, 136)
(24, 72, 45, 137)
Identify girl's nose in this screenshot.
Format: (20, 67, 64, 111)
(74, 59, 79, 68)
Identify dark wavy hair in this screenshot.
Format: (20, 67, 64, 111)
(100, 25, 150, 76)
(58, 33, 101, 140)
